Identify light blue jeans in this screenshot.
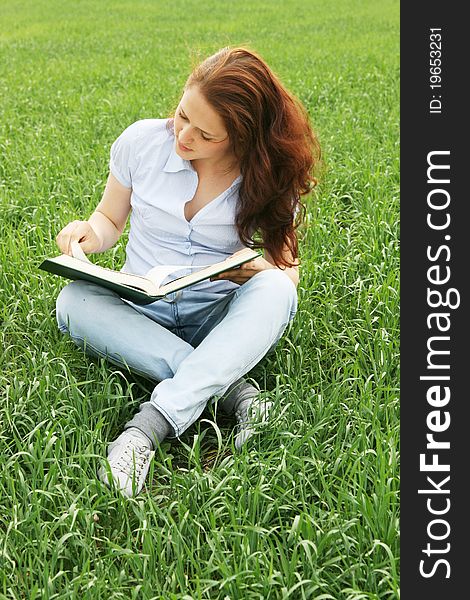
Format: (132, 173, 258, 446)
(55, 269, 298, 438)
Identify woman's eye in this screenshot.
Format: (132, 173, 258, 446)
(179, 112, 212, 141)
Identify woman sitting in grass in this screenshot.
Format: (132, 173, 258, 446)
(55, 46, 320, 497)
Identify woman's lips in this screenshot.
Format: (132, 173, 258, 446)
(178, 141, 193, 152)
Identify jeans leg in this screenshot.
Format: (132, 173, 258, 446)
(55, 281, 194, 382)
(149, 269, 298, 437)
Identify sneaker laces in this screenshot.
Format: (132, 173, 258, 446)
(235, 399, 272, 424)
(115, 443, 151, 479)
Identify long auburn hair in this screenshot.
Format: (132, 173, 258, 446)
(167, 46, 321, 268)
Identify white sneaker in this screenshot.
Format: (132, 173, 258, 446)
(98, 428, 155, 497)
(234, 399, 273, 451)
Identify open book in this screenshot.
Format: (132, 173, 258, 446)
(39, 242, 261, 304)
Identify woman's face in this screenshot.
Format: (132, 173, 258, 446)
(174, 86, 236, 169)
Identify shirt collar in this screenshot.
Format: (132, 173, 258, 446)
(163, 138, 243, 186)
(163, 140, 196, 173)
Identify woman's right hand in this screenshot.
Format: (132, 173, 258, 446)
(55, 220, 103, 256)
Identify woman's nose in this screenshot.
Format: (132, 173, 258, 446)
(179, 123, 194, 143)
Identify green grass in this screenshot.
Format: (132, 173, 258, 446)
(0, 1, 399, 598)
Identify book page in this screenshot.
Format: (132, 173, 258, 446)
(156, 248, 261, 295)
(42, 247, 260, 298)
(71, 241, 92, 263)
(46, 253, 160, 295)
(145, 265, 191, 289)
(145, 250, 259, 291)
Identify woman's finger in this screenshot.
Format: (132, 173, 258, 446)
(56, 221, 76, 242)
(56, 221, 80, 254)
(213, 269, 242, 280)
(56, 221, 91, 255)
(69, 222, 91, 242)
(212, 269, 250, 284)
(66, 222, 93, 254)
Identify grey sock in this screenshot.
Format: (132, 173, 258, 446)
(123, 402, 172, 450)
(218, 378, 260, 415)
(217, 378, 272, 450)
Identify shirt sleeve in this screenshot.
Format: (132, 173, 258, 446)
(109, 122, 140, 188)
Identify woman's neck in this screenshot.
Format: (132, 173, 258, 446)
(191, 157, 240, 181)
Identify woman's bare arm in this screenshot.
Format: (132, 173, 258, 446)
(264, 246, 300, 287)
(56, 173, 132, 255)
(88, 173, 132, 252)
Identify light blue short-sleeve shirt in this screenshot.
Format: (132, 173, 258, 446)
(109, 118, 247, 294)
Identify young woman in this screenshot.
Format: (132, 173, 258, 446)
(55, 46, 320, 497)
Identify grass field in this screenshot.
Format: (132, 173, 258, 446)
(0, 1, 400, 598)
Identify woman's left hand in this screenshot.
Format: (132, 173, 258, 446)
(211, 256, 274, 285)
